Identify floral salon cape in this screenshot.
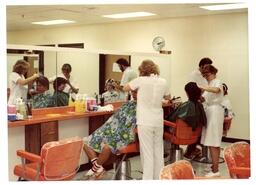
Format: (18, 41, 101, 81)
(85, 101, 136, 154)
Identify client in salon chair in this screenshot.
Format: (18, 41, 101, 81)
(51, 77, 69, 106)
(165, 82, 207, 159)
(31, 76, 52, 109)
(83, 90, 137, 180)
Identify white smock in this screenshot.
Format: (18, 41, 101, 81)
(129, 74, 170, 180)
(8, 72, 28, 105)
(200, 78, 224, 147)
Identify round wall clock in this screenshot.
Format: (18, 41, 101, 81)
(152, 36, 165, 51)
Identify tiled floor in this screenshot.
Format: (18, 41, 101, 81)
(74, 142, 231, 180)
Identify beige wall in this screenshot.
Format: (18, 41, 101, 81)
(7, 12, 249, 140)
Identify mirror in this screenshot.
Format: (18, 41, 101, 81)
(7, 45, 171, 110)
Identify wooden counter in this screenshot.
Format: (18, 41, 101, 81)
(8, 102, 124, 156)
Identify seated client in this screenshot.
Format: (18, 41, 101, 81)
(165, 82, 207, 158)
(83, 91, 137, 179)
(52, 77, 69, 106)
(31, 76, 52, 109)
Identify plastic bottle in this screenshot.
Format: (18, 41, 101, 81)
(68, 94, 75, 107)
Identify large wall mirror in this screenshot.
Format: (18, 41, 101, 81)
(7, 45, 171, 109)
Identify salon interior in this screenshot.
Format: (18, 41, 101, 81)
(5, 1, 252, 182)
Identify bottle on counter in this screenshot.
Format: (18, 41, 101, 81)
(68, 93, 75, 107)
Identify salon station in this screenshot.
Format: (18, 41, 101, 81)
(6, 2, 250, 181)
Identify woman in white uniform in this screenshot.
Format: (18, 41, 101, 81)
(124, 60, 171, 180)
(198, 64, 224, 177)
(8, 60, 39, 105)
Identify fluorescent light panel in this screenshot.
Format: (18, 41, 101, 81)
(32, 19, 75, 25)
(200, 3, 247, 11)
(102, 12, 156, 19)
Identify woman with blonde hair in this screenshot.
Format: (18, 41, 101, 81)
(8, 59, 39, 105)
(124, 59, 171, 180)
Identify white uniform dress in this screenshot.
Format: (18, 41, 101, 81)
(129, 74, 170, 180)
(49, 73, 79, 98)
(188, 69, 208, 86)
(8, 72, 28, 105)
(120, 67, 137, 100)
(200, 78, 224, 147)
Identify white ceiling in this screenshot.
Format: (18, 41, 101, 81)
(7, 4, 247, 31)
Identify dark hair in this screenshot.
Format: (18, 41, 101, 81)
(62, 63, 72, 72)
(36, 76, 49, 90)
(116, 58, 130, 67)
(222, 83, 228, 95)
(202, 64, 218, 75)
(185, 82, 202, 102)
(199, 58, 213, 67)
(13, 59, 29, 74)
(53, 77, 67, 91)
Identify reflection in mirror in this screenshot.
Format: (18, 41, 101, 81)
(7, 49, 58, 109)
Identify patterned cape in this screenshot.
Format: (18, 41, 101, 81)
(85, 101, 137, 154)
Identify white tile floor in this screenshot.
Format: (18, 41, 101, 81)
(74, 142, 231, 180)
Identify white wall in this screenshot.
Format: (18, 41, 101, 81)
(7, 12, 249, 140)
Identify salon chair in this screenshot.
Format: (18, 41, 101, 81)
(163, 119, 202, 163)
(224, 141, 250, 179)
(13, 137, 83, 181)
(112, 128, 140, 180)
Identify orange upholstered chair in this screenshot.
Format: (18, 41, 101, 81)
(14, 137, 83, 181)
(112, 128, 140, 180)
(159, 160, 195, 179)
(223, 141, 250, 179)
(164, 119, 202, 162)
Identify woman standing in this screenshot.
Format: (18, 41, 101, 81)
(199, 64, 224, 177)
(8, 60, 39, 105)
(124, 60, 171, 180)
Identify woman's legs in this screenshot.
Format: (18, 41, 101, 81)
(209, 146, 220, 173)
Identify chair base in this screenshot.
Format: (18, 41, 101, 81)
(167, 145, 184, 164)
(113, 156, 132, 180)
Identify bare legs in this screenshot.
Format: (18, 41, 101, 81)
(209, 146, 220, 173)
(83, 144, 112, 165)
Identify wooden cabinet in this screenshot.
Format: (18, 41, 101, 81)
(25, 121, 58, 155)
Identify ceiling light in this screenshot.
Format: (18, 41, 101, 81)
(102, 12, 156, 19)
(200, 3, 247, 11)
(31, 20, 75, 25)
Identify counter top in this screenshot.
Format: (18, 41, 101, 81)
(8, 102, 125, 128)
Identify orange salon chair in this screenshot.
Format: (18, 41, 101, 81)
(164, 119, 202, 163)
(159, 160, 196, 179)
(14, 137, 83, 181)
(223, 141, 250, 179)
(112, 128, 140, 180)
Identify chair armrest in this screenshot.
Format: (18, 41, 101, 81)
(17, 150, 41, 163)
(164, 120, 177, 128)
(230, 167, 250, 176)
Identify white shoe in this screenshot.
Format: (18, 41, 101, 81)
(204, 166, 212, 172)
(84, 169, 94, 177)
(205, 171, 220, 177)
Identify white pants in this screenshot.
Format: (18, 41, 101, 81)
(138, 125, 164, 180)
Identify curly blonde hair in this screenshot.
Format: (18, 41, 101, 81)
(13, 60, 30, 74)
(138, 60, 160, 76)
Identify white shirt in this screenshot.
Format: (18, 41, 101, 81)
(120, 67, 137, 86)
(129, 74, 170, 127)
(188, 69, 208, 86)
(203, 78, 223, 106)
(8, 72, 28, 105)
(49, 73, 78, 94)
